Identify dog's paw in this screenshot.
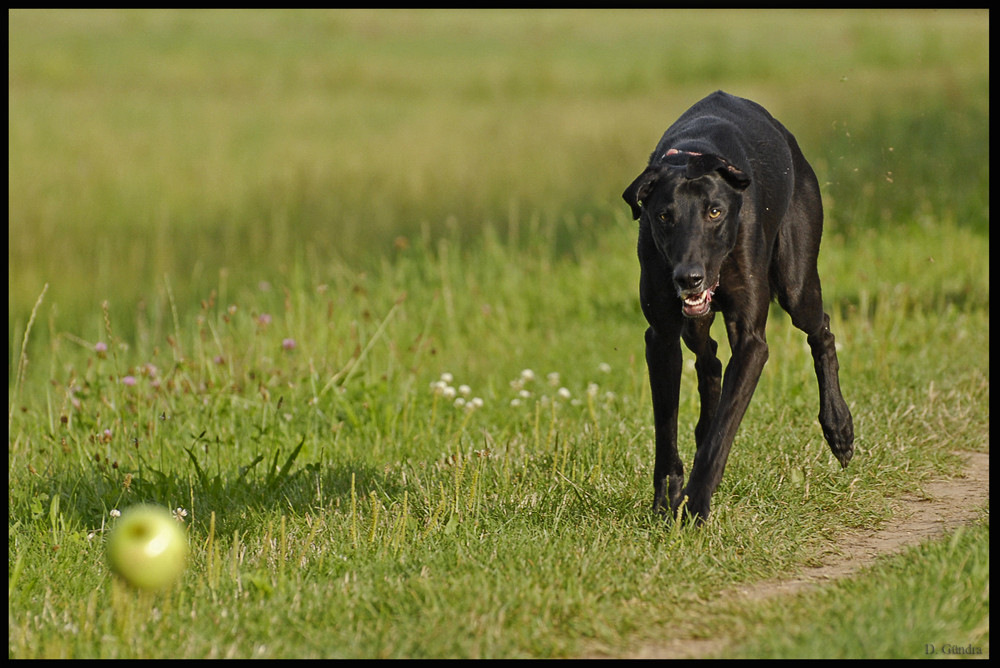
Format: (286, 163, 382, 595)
(829, 436, 854, 468)
(652, 498, 672, 519)
(821, 401, 854, 468)
(822, 418, 854, 468)
(676, 489, 711, 525)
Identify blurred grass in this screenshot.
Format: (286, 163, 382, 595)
(721, 520, 989, 659)
(8, 9, 988, 333)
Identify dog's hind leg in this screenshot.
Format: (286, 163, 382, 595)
(775, 255, 855, 467)
(773, 174, 855, 467)
(803, 309, 854, 467)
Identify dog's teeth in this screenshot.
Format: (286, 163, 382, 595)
(685, 292, 708, 305)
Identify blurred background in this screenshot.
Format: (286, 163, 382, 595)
(9, 9, 988, 333)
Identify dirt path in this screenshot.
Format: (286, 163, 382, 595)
(622, 450, 990, 659)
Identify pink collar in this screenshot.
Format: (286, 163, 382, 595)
(665, 148, 702, 158)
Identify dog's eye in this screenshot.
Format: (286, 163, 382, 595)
(657, 212, 670, 223)
(707, 207, 723, 220)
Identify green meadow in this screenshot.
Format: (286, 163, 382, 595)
(8, 9, 989, 658)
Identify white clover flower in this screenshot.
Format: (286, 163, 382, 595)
(510, 398, 522, 407)
(598, 362, 612, 374)
(454, 397, 466, 408)
(440, 372, 454, 384)
(458, 384, 471, 396)
(557, 387, 571, 400)
(547, 372, 560, 386)
(110, 508, 121, 518)
(518, 389, 532, 399)
(587, 382, 600, 397)
(520, 369, 535, 382)
(471, 397, 484, 409)
(442, 385, 457, 399)
(173, 507, 188, 522)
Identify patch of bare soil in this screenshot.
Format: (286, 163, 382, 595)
(621, 450, 990, 659)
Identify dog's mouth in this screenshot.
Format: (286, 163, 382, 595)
(680, 282, 718, 318)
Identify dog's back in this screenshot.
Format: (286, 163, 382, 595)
(652, 91, 791, 167)
(653, 91, 816, 242)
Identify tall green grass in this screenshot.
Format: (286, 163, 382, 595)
(8, 9, 989, 659)
(7, 219, 988, 657)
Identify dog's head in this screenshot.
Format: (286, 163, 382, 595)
(623, 153, 750, 317)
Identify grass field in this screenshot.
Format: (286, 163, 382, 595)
(8, 9, 989, 659)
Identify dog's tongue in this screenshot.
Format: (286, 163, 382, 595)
(681, 284, 716, 317)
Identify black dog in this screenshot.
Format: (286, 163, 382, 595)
(622, 91, 854, 523)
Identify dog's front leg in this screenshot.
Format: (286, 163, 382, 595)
(682, 315, 769, 522)
(682, 315, 723, 451)
(644, 326, 685, 516)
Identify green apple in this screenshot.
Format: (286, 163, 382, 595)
(107, 505, 188, 590)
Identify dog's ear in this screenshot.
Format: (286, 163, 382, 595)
(622, 168, 660, 220)
(686, 154, 751, 190)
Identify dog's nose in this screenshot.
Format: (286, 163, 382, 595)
(673, 266, 705, 293)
